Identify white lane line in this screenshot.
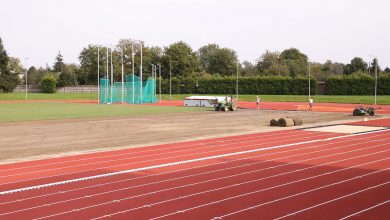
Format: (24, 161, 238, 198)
(0, 129, 386, 195)
(153, 167, 390, 220)
(275, 183, 390, 219)
(0, 131, 338, 189)
(339, 200, 390, 220)
(0, 130, 300, 172)
(2, 134, 384, 207)
(2, 140, 386, 217)
(0, 130, 327, 182)
(33, 149, 390, 219)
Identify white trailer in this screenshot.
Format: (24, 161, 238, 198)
(184, 96, 230, 107)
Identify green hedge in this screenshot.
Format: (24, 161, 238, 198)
(159, 76, 317, 95)
(325, 74, 390, 95)
(41, 75, 57, 93)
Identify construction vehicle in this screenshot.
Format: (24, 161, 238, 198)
(209, 96, 237, 111)
(353, 106, 375, 116)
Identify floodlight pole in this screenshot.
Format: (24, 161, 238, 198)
(169, 60, 172, 101)
(24, 57, 29, 101)
(97, 46, 100, 104)
(236, 61, 239, 98)
(158, 64, 161, 103)
(110, 46, 113, 103)
(132, 43, 135, 104)
(121, 46, 124, 104)
(308, 62, 311, 99)
(374, 58, 378, 106)
(105, 47, 109, 102)
(140, 42, 143, 104)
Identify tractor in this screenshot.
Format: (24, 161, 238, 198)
(209, 96, 237, 111)
(353, 106, 375, 116)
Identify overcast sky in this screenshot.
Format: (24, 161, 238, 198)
(1, 0, 389, 68)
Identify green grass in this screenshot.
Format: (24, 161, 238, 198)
(1, 93, 389, 104)
(0, 102, 203, 122)
(162, 94, 390, 105)
(0, 93, 97, 100)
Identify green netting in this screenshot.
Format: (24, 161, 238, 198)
(99, 74, 156, 104)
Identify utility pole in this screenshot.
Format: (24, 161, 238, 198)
(97, 46, 100, 104)
(236, 61, 239, 98)
(140, 42, 143, 104)
(308, 63, 311, 99)
(169, 60, 172, 101)
(131, 43, 135, 104)
(375, 58, 378, 105)
(158, 64, 161, 103)
(121, 46, 124, 104)
(24, 57, 29, 101)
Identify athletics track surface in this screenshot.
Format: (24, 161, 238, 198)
(0, 119, 389, 219)
(2, 100, 390, 114)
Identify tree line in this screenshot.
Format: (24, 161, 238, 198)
(1, 37, 389, 92)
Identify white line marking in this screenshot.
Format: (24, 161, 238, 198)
(35, 157, 390, 220)
(0, 129, 387, 196)
(2, 141, 386, 217)
(275, 183, 390, 219)
(2, 133, 383, 206)
(0, 130, 299, 172)
(0, 130, 328, 184)
(339, 200, 390, 220)
(156, 168, 389, 220)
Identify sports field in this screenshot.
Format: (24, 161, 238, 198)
(0, 97, 389, 219)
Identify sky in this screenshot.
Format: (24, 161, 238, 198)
(1, 0, 389, 69)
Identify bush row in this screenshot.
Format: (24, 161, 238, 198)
(325, 74, 390, 95)
(159, 76, 317, 95)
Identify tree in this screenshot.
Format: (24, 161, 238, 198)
(0, 37, 19, 92)
(345, 57, 367, 74)
(57, 64, 77, 87)
(41, 74, 57, 93)
(280, 48, 308, 77)
(240, 60, 257, 76)
(78, 45, 102, 85)
(7, 57, 23, 76)
(27, 66, 43, 85)
(368, 58, 381, 76)
(384, 67, 390, 73)
(256, 50, 288, 76)
(199, 45, 237, 76)
(161, 41, 200, 78)
(53, 51, 65, 73)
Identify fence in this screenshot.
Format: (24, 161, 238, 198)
(13, 85, 98, 93)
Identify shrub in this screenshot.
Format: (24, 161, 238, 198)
(41, 75, 57, 93)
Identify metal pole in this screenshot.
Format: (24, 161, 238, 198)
(375, 58, 377, 105)
(121, 46, 124, 104)
(308, 63, 311, 99)
(140, 42, 143, 104)
(158, 64, 161, 103)
(24, 57, 28, 101)
(110, 46, 113, 103)
(105, 47, 108, 103)
(236, 61, 239, 98)
(97, 46, 100, 104)
(169, 60, 172, 101)
(132, 43, 135, 104)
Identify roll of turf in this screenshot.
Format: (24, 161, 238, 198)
(278, 117, 294, 127)
(270, 119, 278, 126)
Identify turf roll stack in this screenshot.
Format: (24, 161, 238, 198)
(278, 117, 294, 127)
(270, 119, 278, 126)
(288, 117, 303, 126)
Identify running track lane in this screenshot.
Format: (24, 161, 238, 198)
(0, 129, 389, 219)
(0, 129, 340, 191)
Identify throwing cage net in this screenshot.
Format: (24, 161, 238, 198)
(99, 74, 157, 104)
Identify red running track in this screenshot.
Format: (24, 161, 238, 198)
(0, 126, 389, 219)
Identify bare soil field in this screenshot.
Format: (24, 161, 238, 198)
(0, 109, 386, 164)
